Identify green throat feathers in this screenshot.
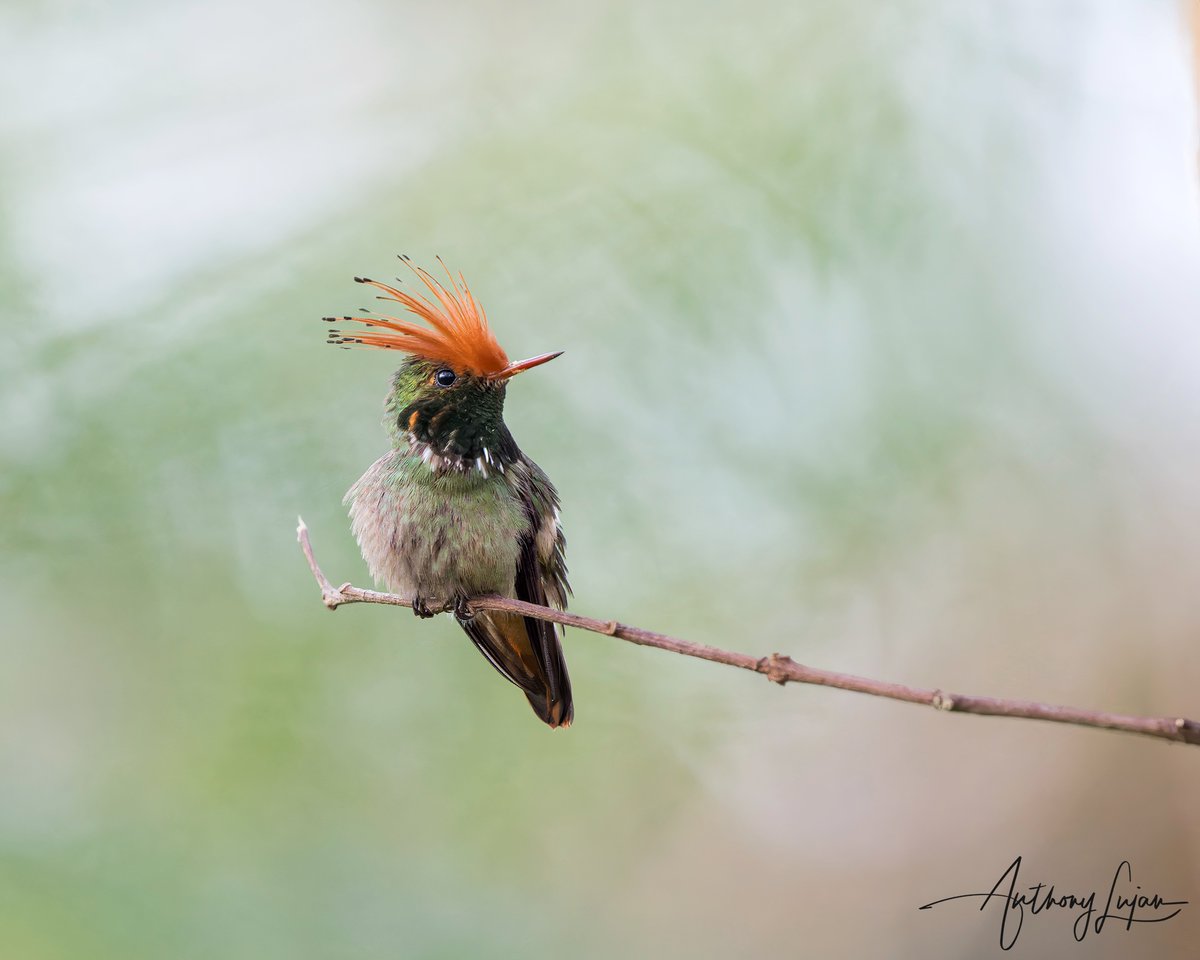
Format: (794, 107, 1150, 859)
(385, 358, 521, 477)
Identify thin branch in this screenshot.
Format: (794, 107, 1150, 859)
(297, 517, 1200, 747)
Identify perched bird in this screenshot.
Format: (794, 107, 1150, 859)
(326, 258, 573, 727)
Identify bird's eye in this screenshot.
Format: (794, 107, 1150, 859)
(435, 368, 456, 387)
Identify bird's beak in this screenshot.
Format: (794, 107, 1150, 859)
(490, 351, 563, 381)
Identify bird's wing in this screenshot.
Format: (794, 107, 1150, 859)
(506, 455, 571, 723)
(454, 454, 572, 727)
(512, 456, 573, 726)
(521, 457, 571, 612)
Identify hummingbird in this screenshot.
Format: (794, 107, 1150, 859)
(325, 257, 573, 728)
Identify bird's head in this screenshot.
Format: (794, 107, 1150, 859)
(326, 258, 561, 471)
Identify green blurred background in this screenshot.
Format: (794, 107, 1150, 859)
(2, 1, 1199, 957)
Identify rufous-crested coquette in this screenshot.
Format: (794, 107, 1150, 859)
(325, 258, 572, 727)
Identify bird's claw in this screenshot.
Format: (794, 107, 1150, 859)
(411, 595, 437, 619)
(454, 595, 476, 623)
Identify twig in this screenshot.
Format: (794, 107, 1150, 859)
(297, 517, 1200, 747)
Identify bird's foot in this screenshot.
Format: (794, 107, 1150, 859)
(453, 595, 476, 623)
(411, 595, 438, 619)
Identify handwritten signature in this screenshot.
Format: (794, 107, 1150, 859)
(919, 856, 1188, 949)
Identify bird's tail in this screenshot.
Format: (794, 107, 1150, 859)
(456, 608, 573, 728)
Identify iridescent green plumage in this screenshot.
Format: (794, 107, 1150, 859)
(332, 263, 572, 727)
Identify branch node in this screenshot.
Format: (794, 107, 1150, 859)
(322, 588, 345, 610)
(759, 653, 794, 685)
(931, 690, 956, 711)
(603, 620, 620, 636)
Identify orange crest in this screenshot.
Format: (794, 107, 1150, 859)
(326, 257, 509, 377)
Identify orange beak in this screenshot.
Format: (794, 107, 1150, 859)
(490, 351, 563, 381)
